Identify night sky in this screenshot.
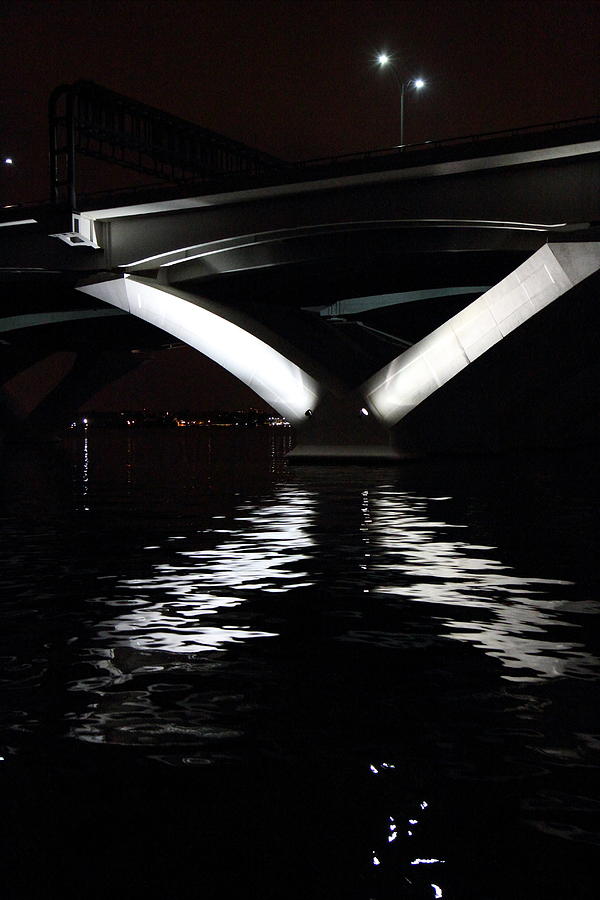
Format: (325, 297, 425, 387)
(1, 0, 599, 413)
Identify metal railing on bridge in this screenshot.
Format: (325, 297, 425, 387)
(46, 81, 600, 214)
(49, 80, 288, 210)
(295, 114, 600, 171)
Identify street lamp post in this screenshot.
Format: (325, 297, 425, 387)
(376, 53, 425, 146)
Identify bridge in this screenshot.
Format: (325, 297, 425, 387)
(1, 82, 599, 459)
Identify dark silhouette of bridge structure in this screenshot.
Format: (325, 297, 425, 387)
(1, 83, 599, 458)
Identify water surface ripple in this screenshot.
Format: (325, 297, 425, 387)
(0, 429, 599, 898)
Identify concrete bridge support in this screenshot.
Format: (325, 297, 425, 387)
(24, 348, 149, 435)
(364, 243, 600, 424)
(77, 242, 600, 461)
(0, 348, 149, 439)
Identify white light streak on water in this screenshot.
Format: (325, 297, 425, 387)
(363, 490, 596, 681)
(411, 858, 445, 866)
(76, 488, 316, 659)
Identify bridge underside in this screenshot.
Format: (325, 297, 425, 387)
(0, 271, 174, 434)
(74, 241, 600, 461)
(3, 98, 600, 458)
(1, 228, 598, 458)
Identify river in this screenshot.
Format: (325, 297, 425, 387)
(1, 427, 598, 898)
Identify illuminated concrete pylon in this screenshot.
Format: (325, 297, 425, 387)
(78, 275, 323, 427)
(363, 243, 600, 427)
(78, 274, 400, 459)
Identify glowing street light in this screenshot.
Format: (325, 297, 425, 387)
(376, 53, 425, 147)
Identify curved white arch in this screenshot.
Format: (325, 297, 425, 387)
(119, 218, 569, 273)
(77, 276, 321, 425)
(364, 243, 600, 426)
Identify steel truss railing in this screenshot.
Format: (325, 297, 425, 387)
(49, 80, 287, 209)
(46, 81, 600, 213)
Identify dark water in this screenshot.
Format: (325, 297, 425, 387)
(1, 427, 599, 898)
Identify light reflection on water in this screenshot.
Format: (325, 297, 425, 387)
(2, 431, 599, 898)
(64, 457, 599, 749)
(365, 490, 597, 681)
(97, 491, 316, 654)
(72, 485, 598, 680)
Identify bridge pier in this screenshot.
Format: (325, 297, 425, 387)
(0, 348, 149, 441)
(24, 348, 149, 435)
(77, 241, 600, 462)
(287, 390, 401, 462)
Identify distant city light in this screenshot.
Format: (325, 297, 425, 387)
(3, 157, 13, 165)
(67, 410, 290, 430)
(377, 53, 390, 66)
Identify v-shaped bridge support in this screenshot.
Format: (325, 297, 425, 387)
(78, 242, 600, 461)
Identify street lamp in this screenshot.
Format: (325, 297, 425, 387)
(376, 53, 425, 147)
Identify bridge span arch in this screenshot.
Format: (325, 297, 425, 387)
(78, 241, 600, 460)
(3, 112, 600, 457)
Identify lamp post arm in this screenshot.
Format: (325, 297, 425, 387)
(400, 80, 406, 147)
(385, 61, 407, 147)
(376, 54, 425, 147)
